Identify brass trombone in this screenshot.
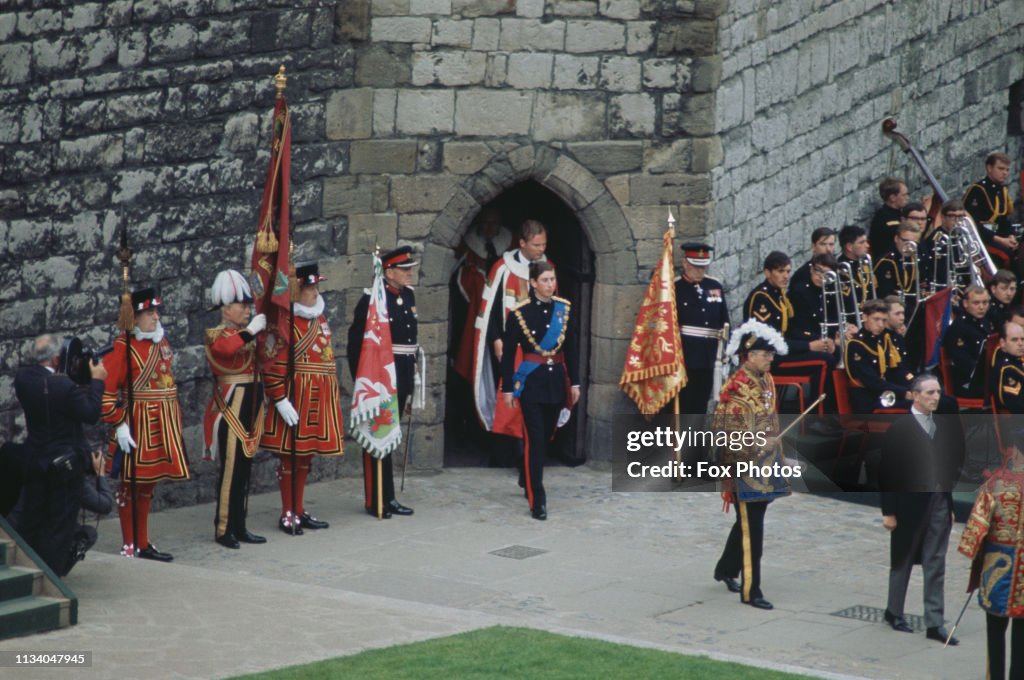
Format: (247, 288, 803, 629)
(820, 270, 848, 368)
(836, 261, 862, 328)
(898, 240, 921, 310)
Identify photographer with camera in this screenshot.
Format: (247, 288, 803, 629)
(8, 334, 107, 576)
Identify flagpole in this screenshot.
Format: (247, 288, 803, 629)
(116, 221, 138, 556)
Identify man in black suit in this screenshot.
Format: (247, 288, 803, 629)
(9, 334, 106, 575)
(880, 373, 965, 645)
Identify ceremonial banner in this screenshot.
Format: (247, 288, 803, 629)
(350, 255, 403, 458)
(924, 286, 954, 368)
(619, 228, 687, 415)
(250, 97, 293, 358)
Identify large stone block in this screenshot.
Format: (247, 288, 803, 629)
(347, 212, 398, 253)
(625, 20, 655, 55)
(599, 0, 640, 20)
(566, 141, 643, 174)
(498, 18, 566, 51)
(623, 204, 676, 241)
(409, 0, 453, 14)
(323, 175, 390, 217)
(565, 20, 625, 53)
(321, 254, 373, 291)
(543, 155, 606, 209)
(589, 335, 631, 384)
(629, 173, 710, 205)
(355, 43, 412, 86)
(690, 55, 721, 92)
(391, 175, 459, 212)
(410, 283, 450, 322)
(655, 20, 717, 57)
(609, 93, 655, 136)
(56, 134, 124, 171)
(412, 50, 487, 86)
(337, 0, 370, 40)
(675, 92, 715, 136)
(371, 16, 432, 42)
(350, 140, 418, 174)
(443, 141, 493, 174)
(591, 282, 646, 338)
(149, 22, 198, 63)
(372, 88, 397, 135)
(532, 91, 606, 141)
(454, 89, 533, 135)
(472, 17, 501, 50)
(398, 212, 437, 238)
(396, 89, 455, 134)
(517, 0, 546, 17)
(551, 0, 598, 16)
(453, 0, 516, 18)
(599, 55, 641, 92)
(644, 139, 692, 174)
(419, 242, 457, 286)
(432, 18, 474, 47)
(580, 192, 632, 255)
(507, 52, 554, 89)
(553, 54, 599, 89)
(326, 87, 373, 139)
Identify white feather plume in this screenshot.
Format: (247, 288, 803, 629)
(724, 319, 789, 358)
(210, 269, 252, 307)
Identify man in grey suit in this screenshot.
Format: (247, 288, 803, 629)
(879, 374, 965, 644)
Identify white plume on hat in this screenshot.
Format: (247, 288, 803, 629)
(210, 269, 252, 307)
(724, 319, 789, 361)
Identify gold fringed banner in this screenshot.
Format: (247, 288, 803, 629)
(619, 228, 687, 415)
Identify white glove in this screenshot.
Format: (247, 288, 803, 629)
(275, 399, 300, 427)
(246, 313, 267, 336)
(115, 423, 136, 452)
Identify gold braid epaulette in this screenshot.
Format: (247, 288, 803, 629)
(204, 325, 255, 376)
(513, 302, 570, 357)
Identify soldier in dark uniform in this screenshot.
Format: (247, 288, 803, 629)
(788, 253, 840, 355)
(844, 299, 916, 413)
(873, 221, 922, 302)
(869, 177, 909, 257)
(987, 269, 1018, 331)
(348, 246, 418, 519)
(744, 251, 833, 410)
(203, 270, 268, 549)
(963, 151, 1017, 270)
(991, 321, 1024, 414)
(943, 285, 994, 399)
(790, 227, 836, 290)
(837, 225, 875, 326)
(501, 260, 580, 520)
(673, 242, 729, 414)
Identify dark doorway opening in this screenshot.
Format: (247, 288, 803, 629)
(444, 180, 594, 467)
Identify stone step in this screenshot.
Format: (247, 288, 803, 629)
(0, 565, 39, 601)
(0, 596, 62, 641)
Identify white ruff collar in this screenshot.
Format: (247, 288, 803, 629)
(132, 321, 165, 343)
(503, 250, 547, 280)
(294, 295, 324, 320)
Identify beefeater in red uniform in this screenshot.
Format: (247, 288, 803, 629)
(101, 287, 189, 561)
(260, 261, 343, 535)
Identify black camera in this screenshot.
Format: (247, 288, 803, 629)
(59, 337, 114, 385)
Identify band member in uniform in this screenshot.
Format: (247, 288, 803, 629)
(873, 221, 922, 301)
(838, 224, 875, 323)
(203, 270, 268, 549)
(963, 151, 1017, 269)
(472, 219, 551, 434)
(991, 321, 1024, 414)
(943, 284, 994, 400)
(712, 319, 789, 610)
(347, 246, 418, 519)
(744, 251, 833, 410)
(260, 262, 343, 535)
(790, 227, 836, 289)
(101, 287, 190, 560)
(988, 269, 1018, 330)
(786, 252, 841, 362)
(958, 432, 1024, 679)
(500, 261, 580, 520)
(869, 177, 910, 256)
(844, 299, 916, 413)
(673, 242, 729, 414)
(880, 374, 964, 645)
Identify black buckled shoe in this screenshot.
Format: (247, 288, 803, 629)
(926, 626, 958, 645)
(367, 506, 392, 519)
(299, 512, 329, 529)
(715, 575, 742, 593)
(278, 515, 303, 535)
(531, 505, 547, 521)
(387, 500, 414, 516)
(137, 544, 174, 562)
(215, 533, 240, 549)
(884, 610, 914, 633)
(747, 596, 773, 610)
(237, 529, 266, 544)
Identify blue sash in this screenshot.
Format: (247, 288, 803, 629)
(512, 300, 568, 398)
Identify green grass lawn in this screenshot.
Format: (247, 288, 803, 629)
(232, 625, 820, 680)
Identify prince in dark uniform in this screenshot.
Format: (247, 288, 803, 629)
(674, 242, 729, 414)
(348, 246, 418, 519)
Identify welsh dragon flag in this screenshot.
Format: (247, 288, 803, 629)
(350, 255, 402, 458)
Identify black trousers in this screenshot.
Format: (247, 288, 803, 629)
(363, 394, 406, 513)
(521, 399, 560, 511)
(214, 386, 260, 539)
(11, 450, 82, 576)
(988, 612, 1024, 680)
(715, 501, 768, 602)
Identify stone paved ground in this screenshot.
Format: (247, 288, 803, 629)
(0, 466, 986, 679)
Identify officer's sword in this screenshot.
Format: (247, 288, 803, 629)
(945, 590, 973, 648)
(400, 402, 413, 492)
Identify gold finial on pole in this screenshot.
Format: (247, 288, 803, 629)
(274, 65, 287, 99)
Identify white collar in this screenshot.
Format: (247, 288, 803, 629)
(132, 321, 165, 343)
(43, 365, 54, 374)
(294, 294, 324, 320)
(503, 250, 547, 280)
(464, 228, 512, 259)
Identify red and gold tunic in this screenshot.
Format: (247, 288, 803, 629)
(203, 325, 263, 459)
(260, 315, 345, 457)
(958, 466, 1024, 617)
(101, 334, 190, 482)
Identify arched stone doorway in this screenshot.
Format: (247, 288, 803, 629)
(424, 143, 633, 468)
(444, 180, 595, 467)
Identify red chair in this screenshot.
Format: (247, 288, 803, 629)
(771, 374, 810, 414)
(938, 345, 991, 412)
(831, 369, 906, 481)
